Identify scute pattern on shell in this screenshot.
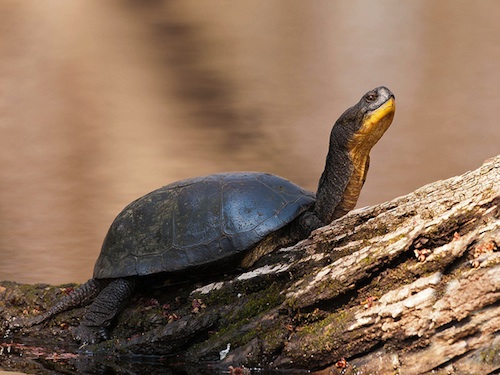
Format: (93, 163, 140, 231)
(93, 172, 315, 279)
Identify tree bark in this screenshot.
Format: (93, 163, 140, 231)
(1, 155, 499, 375)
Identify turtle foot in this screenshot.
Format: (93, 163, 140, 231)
(73, 324, 109, 345)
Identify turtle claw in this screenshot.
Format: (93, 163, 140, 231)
(73, 324, 109, 345)
(7, 316, 25, 329)
(24, 315, 45, 328)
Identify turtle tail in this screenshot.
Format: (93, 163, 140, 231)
(26, 278, 104, 327)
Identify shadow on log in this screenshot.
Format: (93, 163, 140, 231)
(1, 155, 499, 374)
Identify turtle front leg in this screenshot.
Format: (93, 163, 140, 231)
(75, 278, 136, 344)
(297, 211, 325, 236)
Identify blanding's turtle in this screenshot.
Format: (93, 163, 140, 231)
(30, 86, 396, 343)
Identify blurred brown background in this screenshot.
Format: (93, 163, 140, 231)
(0, 1, 498, 284)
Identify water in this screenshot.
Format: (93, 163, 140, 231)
(0, 0, 499, 286)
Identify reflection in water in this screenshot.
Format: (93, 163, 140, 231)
(0, 1, 499, 284)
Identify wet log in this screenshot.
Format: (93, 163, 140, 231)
(1, 155, 499, 374)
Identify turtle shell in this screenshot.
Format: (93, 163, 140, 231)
(93, 172, 315, 279)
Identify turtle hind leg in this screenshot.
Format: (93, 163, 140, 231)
(26, 278, 104, 327)
(75, 278, 136, 344)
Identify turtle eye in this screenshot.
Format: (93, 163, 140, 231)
(365, 92, 378, 102)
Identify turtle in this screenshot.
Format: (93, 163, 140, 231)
(28, 86, 395, 343)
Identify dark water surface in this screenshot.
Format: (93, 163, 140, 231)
(0, 1, 499, 286)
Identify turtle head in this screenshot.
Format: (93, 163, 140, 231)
(333, 86, 395, 155)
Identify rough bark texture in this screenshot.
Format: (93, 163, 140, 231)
(1, 155, 499, 374)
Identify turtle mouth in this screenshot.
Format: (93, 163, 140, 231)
(363, 96, 395, 138)
(366, 96, 395, 126)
